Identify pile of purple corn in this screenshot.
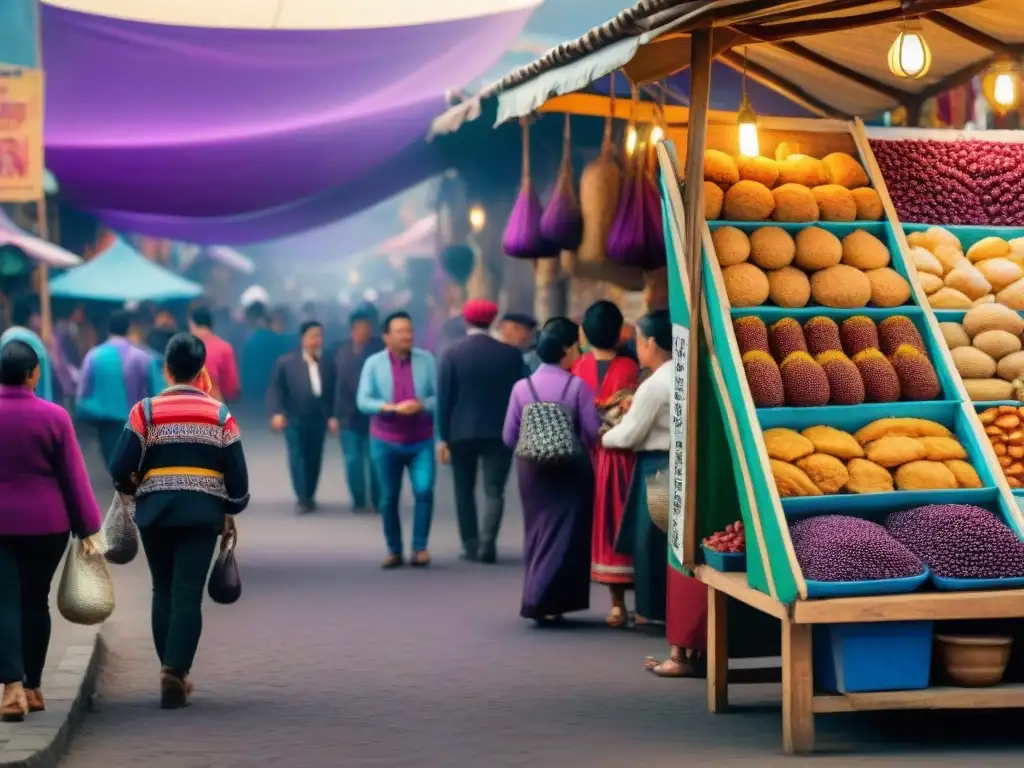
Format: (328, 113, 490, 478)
(789, 515, 925, 582)
(885, 504, 1024, 580)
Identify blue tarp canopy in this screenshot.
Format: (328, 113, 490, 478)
(49, 237, 202, 302)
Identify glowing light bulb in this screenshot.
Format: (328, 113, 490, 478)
(993, 72, 1017, 108)
(347, 269, 359, 284)
(982, 59, 1022, 117)
(650, 126, 664, 144)
(736, 95, 759, 157)
(738, 122, 759, 158)
(887, 23, 931, 79)
(468, 204, 486, 232)
(625, 126, 637, 156)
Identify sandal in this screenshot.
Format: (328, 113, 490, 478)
(606, 606, 629, 628)
(643, 653, 707, 679)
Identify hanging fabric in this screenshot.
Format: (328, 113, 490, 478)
(502, 118, 554, 259)
(540, 113, 583, 251)
(577, 71, 622, 264)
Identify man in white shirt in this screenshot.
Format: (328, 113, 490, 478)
(268, 320, 334, 513)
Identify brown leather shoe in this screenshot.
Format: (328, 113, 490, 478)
(159, 669, 189, 710)
(411, 550, 431, 567)
(1, 682, 28, 722)
(25, 688, 45, 712)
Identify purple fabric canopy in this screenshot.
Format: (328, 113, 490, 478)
(41, 3, 533, 243)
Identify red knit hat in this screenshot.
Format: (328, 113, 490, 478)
(462, 299, 499, 327)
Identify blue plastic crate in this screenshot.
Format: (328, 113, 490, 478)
(702, 545, 746, 572)
(813, 621, 933, 694)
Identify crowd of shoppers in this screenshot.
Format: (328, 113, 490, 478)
(0, 280, 706, 726)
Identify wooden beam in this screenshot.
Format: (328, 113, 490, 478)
(734, 0, 982, 43)
(773, 40, 908, 102)
(913, 54, 998, 102)
(813, 684, 1024, 714)
(792, 586, 1024, 624)
(926, 10, 1016, 53)
(681, 27, 713, 571)
(717, 49, 842, 118)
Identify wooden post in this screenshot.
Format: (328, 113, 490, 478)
(32, 0, 52, 343)
(680, 27, 713, 569)
(707, 587, 729, 713)
(781, 620, 815, 755)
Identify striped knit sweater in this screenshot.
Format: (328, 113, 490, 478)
(109, 384, 250, 514)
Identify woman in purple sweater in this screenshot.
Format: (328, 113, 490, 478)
(0, 341, 103, 722)
(503, 318, 601, 624)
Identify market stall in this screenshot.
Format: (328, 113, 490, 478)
(49, 235, 202, 303)
(479, 0, 1024, 755)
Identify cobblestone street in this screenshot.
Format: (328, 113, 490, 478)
(57, 427, 1024, 767)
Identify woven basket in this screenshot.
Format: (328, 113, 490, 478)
(646, 470, 670, 533)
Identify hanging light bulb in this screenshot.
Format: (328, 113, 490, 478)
(468, 204, 486, 232)
(736, 47, 759, 157)
(625, 125, 638, 156)
(649, 126, 664, 144)
(887, 19, 932, 79)
(982, 58, 1022, 117)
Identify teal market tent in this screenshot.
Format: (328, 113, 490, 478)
(49, 236, 202, 302)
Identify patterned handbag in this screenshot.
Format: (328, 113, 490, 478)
(646, 470, 671, 533)
(58, 539, 116, 626)
(515, 376, 579, 465)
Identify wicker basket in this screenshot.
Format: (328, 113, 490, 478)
(646, 470, 670, 533)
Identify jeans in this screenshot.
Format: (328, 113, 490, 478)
(449, 439, 513, 555)
(284, 417, 327, 504)
(140, 526, 220, 676)
(370, 438, 435, 555)
(0, 533, 69, 687)
(340, 430, 379, 509)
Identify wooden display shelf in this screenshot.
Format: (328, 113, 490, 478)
(697, 565, 1024, 754)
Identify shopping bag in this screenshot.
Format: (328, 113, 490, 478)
(102, 493, 139, 565)
(58, 539, 116, 625)
(208, 532, 241, 605)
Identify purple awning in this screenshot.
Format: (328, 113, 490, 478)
(40, 2, 536, 242)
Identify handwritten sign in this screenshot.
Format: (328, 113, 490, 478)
(668, 322, 689, 566)
(0, 67, 44, 203)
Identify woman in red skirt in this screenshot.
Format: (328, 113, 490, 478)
(572, 301, 639, 628)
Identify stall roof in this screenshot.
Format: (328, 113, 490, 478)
(0, 210, 82, 268)
(49, 236, 202, 302)
(482, 0, 1023, 122)
(205, 246, 256, 276)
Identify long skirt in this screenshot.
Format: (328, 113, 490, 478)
(517, 454, 595, 619)
(590, 445, 635, 585)
(615, 450, 668, 622)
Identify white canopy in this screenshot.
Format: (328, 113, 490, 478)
(42, 0, 541, 29)
(0, 210, 82, 269)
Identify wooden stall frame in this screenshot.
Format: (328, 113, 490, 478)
(658, 111, 1024, 754)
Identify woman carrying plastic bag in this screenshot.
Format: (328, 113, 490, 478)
(0, 341, 105, 722)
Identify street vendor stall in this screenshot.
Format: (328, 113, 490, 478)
(480, 0, 1024, 755)
(49, 235, 202, 303)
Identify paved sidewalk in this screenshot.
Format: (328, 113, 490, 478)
(0, 588, 102, 767)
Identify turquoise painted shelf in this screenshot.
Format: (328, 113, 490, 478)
(701, 188, 1021, 601)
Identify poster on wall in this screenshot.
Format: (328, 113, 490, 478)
(0, 67, 44, 203)
(668, 323, 689, 567)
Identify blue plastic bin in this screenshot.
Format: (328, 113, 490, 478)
(702, 545, 746, 572)
(813, 621, 933, 694)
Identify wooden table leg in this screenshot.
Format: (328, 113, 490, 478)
(781, 620, 814, 755)
(707, 586, 728, 713)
